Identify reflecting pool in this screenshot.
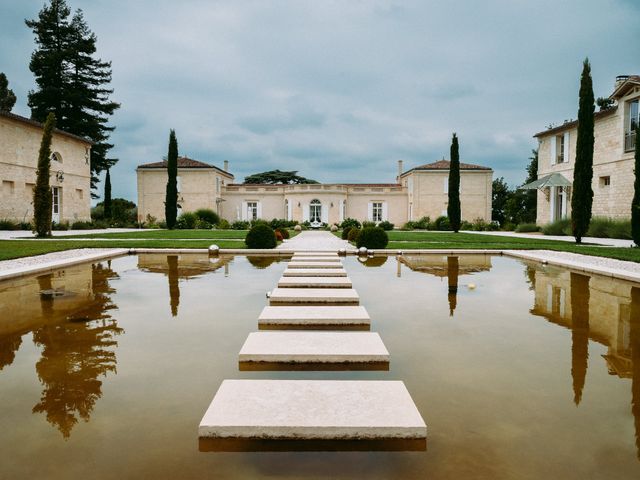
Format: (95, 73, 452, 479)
(0, 253, 639, 479)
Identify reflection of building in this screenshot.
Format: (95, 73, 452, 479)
(399, 253, 492, 277)
(0, 111, 92, 223)
(137, 159, 493, 226)
(529, 264, 634, 378)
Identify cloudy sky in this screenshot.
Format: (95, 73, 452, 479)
(1, 0, 639, 202)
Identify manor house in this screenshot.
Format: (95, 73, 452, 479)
(136, 158, 493, 226)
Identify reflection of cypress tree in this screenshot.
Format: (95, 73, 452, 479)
(167, 255, 180, 317)
(525, 265, 536, 290)
(32, 262, 122, 438)
(0, 333, 23, 370)
(570, 273, 590, 405)
(447, 256, 459, 317)
(630, 287, 640, 460)
(37, 273, 54, 316)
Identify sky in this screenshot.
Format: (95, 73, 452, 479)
(1, 0, 639, 203)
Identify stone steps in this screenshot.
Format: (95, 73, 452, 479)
(277, 276, 352, 288)
(282, 268, 347, 277)
(287, 261, 343, 269)
(258, 305, 371, 328)
(269, 287, 359, 305)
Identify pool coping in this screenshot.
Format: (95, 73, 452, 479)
(1, 247, 639, 284)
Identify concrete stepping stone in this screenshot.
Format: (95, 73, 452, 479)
(288, 262, 343, 269)
(269, 287, 359, 305)
(238, 332, 389, 365)
(282, 268, 347, 277)
(258, 305, 370, 328)
(198, 380, 427, 442)
(277, 276, 352, 288)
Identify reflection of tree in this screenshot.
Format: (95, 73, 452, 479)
(630, 287, 640, 460)
(247, 256, 282, 269)
(32, 263, 122, 438)
(570, 273, 590, 405)
(167, 255, 180, 317)
(360, 257, 387, 268)
(447, 256, 459, 317)
(0, 332, 23, 370)
(37, 273, 54, 316)
(525, 265, 536, 291)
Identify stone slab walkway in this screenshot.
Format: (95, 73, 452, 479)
(278, 231, 355, 252)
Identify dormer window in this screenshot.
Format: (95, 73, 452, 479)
(626, 99, 639, 152)
(51, 152, 62, 163)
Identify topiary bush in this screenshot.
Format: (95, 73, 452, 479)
(245, 224, 277, 249)
(195, 208, 220, 225)
(176, 212, 197, 229)
(432, 216, 451, 231)
(347, 227, 361, 243)
(217, 219, 230, 229)
(231, 220, 250, 230)
(378, 220, 394, 231)
(340, 218, 361, 229)
(356, 226, 389, 249)
(361, 220, 376, 228)
(341, 226, 352, 239)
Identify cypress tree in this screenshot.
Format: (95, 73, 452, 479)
(448, 133, 461, 232)
(571, 59, 595, 243)
(0, 73, 17, 112)
(103, 168, 112, 219)
(26, 0, 120, 195)
(165, 130, 178, 229)
(633, 127, 640, 246)
(33, 112, 56, 237)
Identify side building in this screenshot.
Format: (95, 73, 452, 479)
(532, 75, 639, 224)
(0, 111, 92, 223)
(136, 158, 493, 226)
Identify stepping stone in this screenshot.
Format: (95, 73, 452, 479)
(282, 268, 347, 277)
(238, 332, 389, 364)
(269, 287, 359, 305)
(290, 257, 341, 262)
(292, 252, 338, 258)
(198, 380, 427, 441)
(258, 305, 370, 328)
(277, 276, 352, 288)
(288, 262, 343, 269)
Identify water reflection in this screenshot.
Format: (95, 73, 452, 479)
(632, 287, 640, 459)
(357, 256, 388, 268)
(31, 263, 122, 438)
(246, 256, 285, 269)
(0, 333, 22, 370)
(570, 273, 590, 405)
(447, 256, 459, 317)
(168, 255, 180, 316)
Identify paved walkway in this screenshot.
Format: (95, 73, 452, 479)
(278, 231, 355, 252)
(464, 230, 634, 248)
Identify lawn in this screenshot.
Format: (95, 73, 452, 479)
(54, 229, 250, 239)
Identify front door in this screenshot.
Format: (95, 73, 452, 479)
(51, 187, 60, 223)
(309, 199, 322, 226)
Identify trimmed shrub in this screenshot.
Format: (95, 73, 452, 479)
(405, 216, 431, 230)
(217, 219, 230, 229)
(361, 221, 376, 228)
(245, 224, 277, 249)
(0, 219, 19, 230)
(378, 220, 394, 231)
(176, 212, 197, 229)
(195, 208, 220, 225)
(51, 221, 69, 231)
(356, 227, 389, 249)
(542, 218, 571, 236)
(275, 227, 290, 239)
(340, 218, 361, 229)
(269, 218, 297, 229)
(71, 220, 97, 230)
(275, 230, 283, 241)
(347, 227, 361, 242)
(342, 226, 353, 239)
(402, 222, 415, 230)
(515, 223, 540, 233)
(433, 216, 451, 231)
(195, 218, 212, 229)
(231, 220, 250, 230)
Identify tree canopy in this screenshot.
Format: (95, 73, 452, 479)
(26, 0, 120, 195)
(0, 73, 17, 112)
(244, 169, 319, 184)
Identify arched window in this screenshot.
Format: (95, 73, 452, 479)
(309, 199, 322, 224)
(51, 152, 62, 163)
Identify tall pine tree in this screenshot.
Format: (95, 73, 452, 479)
(571, 59, 595, 244)
(0, 73, 17, 112)
(632, 123, 640, 246)
(103, 168, 112, 219)
(165, 130, 178, 229)
(33, 112, 56, 237)
(26, 0, 119, 195)
(448, 133, 461, 232)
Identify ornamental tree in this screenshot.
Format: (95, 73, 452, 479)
(447, 133, 461, 232)
(33, 112, 56, 237)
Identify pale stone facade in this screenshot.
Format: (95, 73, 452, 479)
(534, 75, 640, 224)
(136, 158, 493, 226)
(0, 112, 92, 223)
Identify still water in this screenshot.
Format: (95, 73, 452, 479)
(0, 253, 639, 479)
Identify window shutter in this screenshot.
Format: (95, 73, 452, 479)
(382, 202, 388, 221)
(367, 202, 373, 221)
(302, 203, 309, 222)
(257, 202, 262, 219)
(321, 204, 329, 224)
(241, 201, 247, 221)
(176, 176, 181, 193)
(563, 132, 570, 163)
(550, 137, 557, 165)
(443, 176, 448, 193)
(339, 200, 345, 222)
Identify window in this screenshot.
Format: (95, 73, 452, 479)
(176, 176, 181, 193)
(551, 133, 569, 164)
(626, 99, 639, 152)
(51, 152, 62, 163)
(76, 188, 84, 199)
(216, 177, 220, 194)
(600, 176, 611, 187)
(557, 135, 565, 163)
(309, 199, 322, 223)
(247, 202, 258, 220)
(2, 180, 15, 195)
(372, 202, 383, 222)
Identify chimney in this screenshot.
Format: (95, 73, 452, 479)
(397, 160, 404, 182)
(223, 160, 229, 172)
(615, 75, 630, 90)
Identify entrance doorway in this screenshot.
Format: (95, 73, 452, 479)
(309, 199, 322, 226)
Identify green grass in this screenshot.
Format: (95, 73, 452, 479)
(59, 229, 249, 239)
